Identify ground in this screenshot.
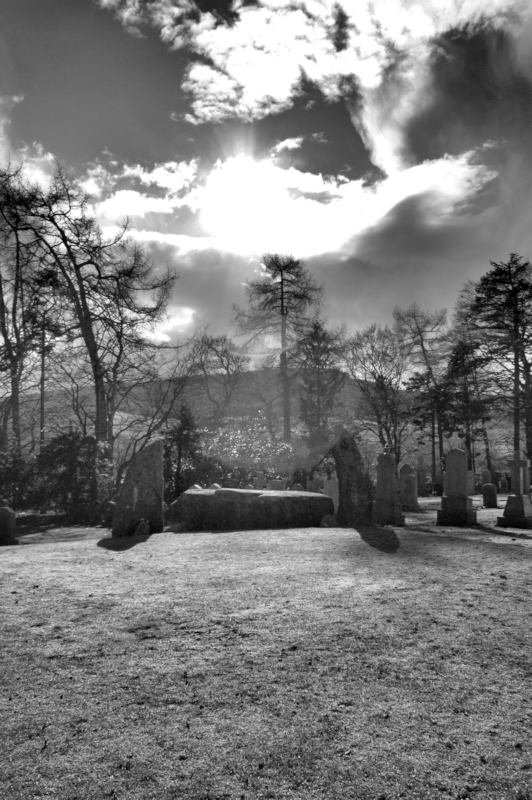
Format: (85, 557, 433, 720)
(1, 496, 532, 800)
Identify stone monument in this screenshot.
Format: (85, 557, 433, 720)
(482, 484, 498, 509)
(399, 464, 420, 512)
(0, 498, 16, 545)
(372, 452, 405, 526)
(497, 452, 532, 528)
(437, 441, 477, 526)
(330, 428, 374, 526)
(112, 440, 164, 537)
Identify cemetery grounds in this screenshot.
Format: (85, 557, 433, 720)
(1, 499, 532, 800)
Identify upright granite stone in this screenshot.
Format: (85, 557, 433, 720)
(330, 429, 373, 526)
(167, 487, 333, 532)
(497, 451, 532, 528)
(0, 500, 16, 544)
(323, 479, 339, 512)
(482, 484, 498, 509)
(437, 447, 477, 526)
(399, 464, 420, 512)
(373, 452, 405, 525)
(255, 471, 266, 490)
(500, 477, 509, 493)
(467, 471, 476, 495)
(112, 440, 164, 538)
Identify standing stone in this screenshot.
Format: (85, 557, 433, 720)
(500, 477, 509, 493)
(434, 472, 444, 497)
(255, 471, 266, 490)
(112, 440, 164, 538)
(0, 500, 16, 544)
(497, 452, 532, 528)
(467, 470, 476, 495)
(373, 452, 404, 525)
(437, 447, 477, 526)
(323, 479, 339, 512)
(399, 464, 420, 512)
(481, 469, 492, 486)
(330, 428, 373, 526)
(482, 484, 498, 509)
(417, 456, 428, 496)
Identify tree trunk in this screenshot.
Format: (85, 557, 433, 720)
(280, 313, 291, 443)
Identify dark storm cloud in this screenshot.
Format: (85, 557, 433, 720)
(401, 24, 532, 165)
(141, 241, 254, 337)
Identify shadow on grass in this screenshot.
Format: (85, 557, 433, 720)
(97, 534, 152, 552)
(356, 526, 400, 553)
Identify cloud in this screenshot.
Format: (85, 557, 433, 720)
(96, 0, 532, 175)
(272, 136, 304, 155)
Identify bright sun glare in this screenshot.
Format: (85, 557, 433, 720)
(200, 156, 296, 254)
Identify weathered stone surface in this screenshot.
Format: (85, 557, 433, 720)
(481, 469, 492, 486)
(323, 479, 339, 512)
(482, 483, 498, 509)
(166, 487, 333, 532)
(497, 494, 532, 528)
(112, 440, 164, 538)
(330, 429, 373, 526)
(373, 452, 404, 526)
(437, 448, 477, 526)
(0, 504, 16, 544)
(497, 452, 532, 528)
(399, 464, 420, 512)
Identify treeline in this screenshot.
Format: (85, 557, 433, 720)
(0, 163, 529, 512)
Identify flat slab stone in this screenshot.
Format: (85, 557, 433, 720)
(166, 487, 334, 532)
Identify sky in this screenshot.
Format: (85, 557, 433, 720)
(1, 0, 532, 341)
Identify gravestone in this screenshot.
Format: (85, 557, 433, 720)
(0, 499, 16, 544)
(290, 482, 304, 491)
(481, 469, 492, 486)
(500, 477, 509, 493)
(330, 428, 373, 526)
(267, 479, 286, 490)
(437, 446, 477, 526)
(467, 471, 476, 495)
(399, 464, 420, 512)
(497, 452, 532, 528)
(112, 440, 164, 537)
(255, 471, 266, 490)
(417, 456, 428, 496)
(372, 452, 404, 526)
(323, 479, 339, 512)
(491, 471, 501, 490)
(482, 484, 498, 509)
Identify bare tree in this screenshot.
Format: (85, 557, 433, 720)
(234, 253, 322, 442)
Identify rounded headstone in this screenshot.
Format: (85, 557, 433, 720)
(482, 483, 498, 509)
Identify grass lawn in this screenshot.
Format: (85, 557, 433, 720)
(1, 521, 532, 800)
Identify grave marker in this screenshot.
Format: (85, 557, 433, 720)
(497, 452, 532, 528)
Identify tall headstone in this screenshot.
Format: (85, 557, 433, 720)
(255, 471, 265, 490)
(330, 428, 374, 526)
(481, 469, 492, 486)
(399, 464, 420, 512)
(417, 456, 428, 496)
(112, 440, 164, 537)
(0, 499, 16, 544)
(497, 452, 532, 528)
(500, 477, 509, 493)
(372, 452, 405, 526)
(323, 479, 339, 512)
(467, 471, 476, 495)
(437, 446, 477, 526)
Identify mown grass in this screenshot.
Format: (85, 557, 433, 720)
(1, 526, 532, 800)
